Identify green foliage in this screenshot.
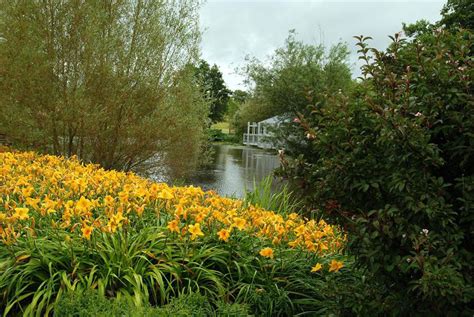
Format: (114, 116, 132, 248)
(0, 207, 351, 316)
(278, 26, 474, 314)
(231, 99, 265, 138)
(54, 289, 250, 316)
(214, 301, 250, 316)
(206, 129, 239, 144)
(194, 60, 231, 123)
(440, 0, 474, 31)
(231, 90, 249, 105)
(233, 30, 352, 137)
(403, 20, 435, 38)
(227, 90, 249, 126)
(207, 129, 227, 142)
(244, 176, 302, 216)
(0, 0, 208, 177)
(158, 292, 213, 316)
(54, 289, 159, 317)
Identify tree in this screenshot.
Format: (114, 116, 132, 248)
(278, 27, 474, 314)
(226, 90, 249, 133)
(232, 90, 249, 105)
(247, 31, 351, 115)
(234, 30, 352, 140)
(194, 60, 230, 123)
(440, 0, 474, 31)
(404, 0, 474, 38)
(0, 0, 208, 177)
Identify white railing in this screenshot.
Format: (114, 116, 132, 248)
(243, 133, 274, 149)
(243, 133, 261, 145)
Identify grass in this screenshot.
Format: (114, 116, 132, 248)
(244, 176, 302, 216)
(210, 122, 230, 134)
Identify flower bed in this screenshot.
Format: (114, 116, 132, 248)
(0, 151, 346, 315)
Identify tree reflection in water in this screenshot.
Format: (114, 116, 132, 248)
(188, 144, 281, 197)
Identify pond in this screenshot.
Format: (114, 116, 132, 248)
(186, 144, 281, 197)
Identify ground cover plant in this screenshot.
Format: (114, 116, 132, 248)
(0, 151, 348, 316)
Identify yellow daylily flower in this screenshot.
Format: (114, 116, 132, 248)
(217, 229, 230, 242)
(329, 260, 344, 272)
(259, 247, 274, 259)
(311, 263, 322, 273)
(14, 208, 29, 220)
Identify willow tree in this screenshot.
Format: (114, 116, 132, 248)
(0, 0, 208, 176)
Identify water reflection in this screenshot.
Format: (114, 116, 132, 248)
(188, 144, 280, 197)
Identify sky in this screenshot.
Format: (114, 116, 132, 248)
(199, 0, 446, 90)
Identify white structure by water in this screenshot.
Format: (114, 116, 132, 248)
(243, 115, 284, 149)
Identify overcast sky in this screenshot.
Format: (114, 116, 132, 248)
(199, 0, 446, 90)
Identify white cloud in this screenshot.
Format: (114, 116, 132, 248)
(200, 0, 445, 90)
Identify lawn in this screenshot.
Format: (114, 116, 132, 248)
(210, 122, 230, 134)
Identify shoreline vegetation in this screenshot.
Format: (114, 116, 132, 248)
(0, 151, 348, 316)
(208, 122, 241, 145)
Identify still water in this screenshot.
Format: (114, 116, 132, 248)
(187, 144, 280, 197)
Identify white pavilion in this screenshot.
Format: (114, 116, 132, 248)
(243, 115, 285, 149)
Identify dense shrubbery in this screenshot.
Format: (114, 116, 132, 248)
(0, 151, 353, 316)
(54, 290, 250, 316)
(278, 26, 473, 314)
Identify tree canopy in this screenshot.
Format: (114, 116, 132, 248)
(0, 0, 208, 177)
(440, 0, 474, 31)
(193, 60, 230, 123)
(233, 30, 352, 138)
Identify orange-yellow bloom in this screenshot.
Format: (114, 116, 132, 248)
(135, 204, 145, 216)
(217, 229, 230, 242)
(104, 195, 114, 206)
(21, 186, 34, 197)
(167, 219, 180, 233)
(14, 208, 29, 220)
(288, 239, 301, 248)
(329, 260, 344, 272)
(1, 151, 345, 259)
(106, 212, 126, 233)
(81, 225, 94, 240)
(306, 241, 317, 252)
(311, 263, 322, 273)
(76, 196, 93, 214)
(188, 223, 204, 240)
(26, 197, 40, 210)
(259, 247, 274, 259)
(118, 191, 129, 204)
(319, 243, 329, 252)
(294, 224, 306, 236)
(157, 189, 174, 200)
(232, 217, 247, 231)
